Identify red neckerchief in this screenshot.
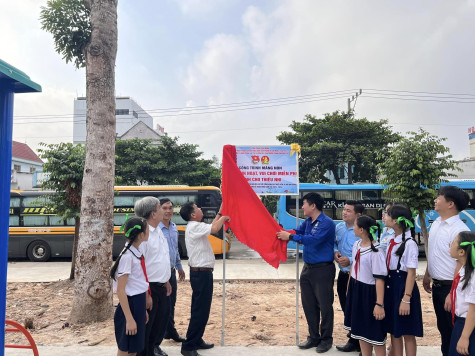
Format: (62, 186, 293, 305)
(140, 255, 152, 296)
(386, 239, 398, 271)
(354, 249, 361, 281)
(450, 272, 461, 325)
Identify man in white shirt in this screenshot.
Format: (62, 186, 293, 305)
(423, 186, 470, 356)
(135, 197, 172, 356)
(179, 202, 230, 356)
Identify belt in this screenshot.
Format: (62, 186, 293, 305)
(339, 270, 350, 275)
(150, 282, 166, 287)
(432, 278, 453, 287)
(190, 267, 214, 272)
(304, 262, 333, 269)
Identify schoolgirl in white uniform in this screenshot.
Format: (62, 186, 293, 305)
(344, 215, 387, 356)
(448, 231, 475, 356)
(384, 204, 423, 356)
(110, 216, 150, 356)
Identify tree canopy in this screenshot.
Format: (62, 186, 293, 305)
(277, 111, 400, 184)
(115, 136, 221, 186)
(37, 142, 85, 219)
(378, 128, 459, 249)
(40, 0, 91, 69)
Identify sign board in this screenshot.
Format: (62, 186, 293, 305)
(236, 145, 299, 195)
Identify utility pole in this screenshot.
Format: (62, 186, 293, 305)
(347, 89, 362, 116)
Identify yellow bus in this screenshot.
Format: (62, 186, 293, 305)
(9, 186, 230, 262)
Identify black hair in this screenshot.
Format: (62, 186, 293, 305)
(355, 215, 379, 252)
(387, 204, 415, 257)
(438, 186, 470, 212)
(345, 200, 365, 215)
(180, 201, 196, 221)
(458, 231, 475, 291)
(302, 192, 324, 211)
(159, 198, 173, 206)
(110, 216, 147, 280)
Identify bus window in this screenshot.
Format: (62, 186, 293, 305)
(49, 216, 65, 226)
(463, 189, 475, 209)
(364, 208, 379, 220)
(22, 196, 51, 207)
(66, 218, 75, 226)
(114, 196, 135, 207)
(9, 215, 19, 226)
(335, 190, 360, 200)
(362, 190, 379, 200)
(23, 215, 48, 226)
(114, 214, 127, 227)
(10, 197, 20, 208)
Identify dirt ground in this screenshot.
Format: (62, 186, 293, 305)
(6, 278, 440, 348)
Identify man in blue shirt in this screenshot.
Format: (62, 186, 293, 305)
(159, 198, 186, 345)
(333, 200, 364, 353)
(277, 192, 336, 354)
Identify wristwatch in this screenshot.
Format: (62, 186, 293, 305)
(288, 234, 294, 241)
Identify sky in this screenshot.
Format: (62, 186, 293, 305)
(1, 0, 475, 162)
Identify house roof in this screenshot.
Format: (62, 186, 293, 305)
(119, 121, 162, 140)
(12, 141, 43, 164)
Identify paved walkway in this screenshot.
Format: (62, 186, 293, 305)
(5, 255, 434, 355)
(5, 345, 441, 355)
(6, 258, 429, 282)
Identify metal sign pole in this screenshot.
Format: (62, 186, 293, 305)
(294, 147, 301, 346)
(295, 197, 300, 345)
(221, 226, 226, 346)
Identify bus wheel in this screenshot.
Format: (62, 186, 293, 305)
(27, 240, 51, 262)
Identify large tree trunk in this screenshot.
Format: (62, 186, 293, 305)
(69, 0, 118, 323)
(419, 212, 429, 260)
(347, 162, 353, 184)
(69, 217, 80, 280)
(331, 167, 341, 185)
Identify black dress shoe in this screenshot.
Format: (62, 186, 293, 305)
(164, 332, 186, 343)
(197, 341, 214, 349)
(298, 337, 319, 349)
(336, 341, 359, 352)
(181, 350, 201, 356)
(316, 341, 332, 353)
(153, 346, 168, 356)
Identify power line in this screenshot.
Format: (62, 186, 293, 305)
(13, 89, 358, 120)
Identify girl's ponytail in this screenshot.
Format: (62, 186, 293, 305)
(459, 231, 475, 290)
(388, 205, 414, 257)
(109, 216, 147, 280)
(356, 215, 379, 252)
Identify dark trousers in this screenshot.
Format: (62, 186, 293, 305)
(182, 270, 213, 351)
(433, 283, 453, 356)
(336, 270, 358, 346)
(300, 262, 336, 344)
(138, 282, 169, 356)
(166, 270, 179, 336)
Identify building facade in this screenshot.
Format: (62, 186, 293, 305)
(73, 96, 165, 144)
(11, 141, 43, 190)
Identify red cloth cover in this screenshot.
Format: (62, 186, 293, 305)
(221, 145, 287, 268)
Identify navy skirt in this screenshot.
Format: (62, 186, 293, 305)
(384, 270, 423, 338)
(449, 316, 475, 356)
(114, 292, 147, 353)
(344, 277, 387, 345)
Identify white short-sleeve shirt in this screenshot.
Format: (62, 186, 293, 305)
(139, 224, 171, 283)
(455, 266, 475, 318)
(113, 245, 149, 296)
(387, 234, 419, 272)
(185, 221, 214, 268)
(428, 215, 469, 280)
(350, 240, 387, 285)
